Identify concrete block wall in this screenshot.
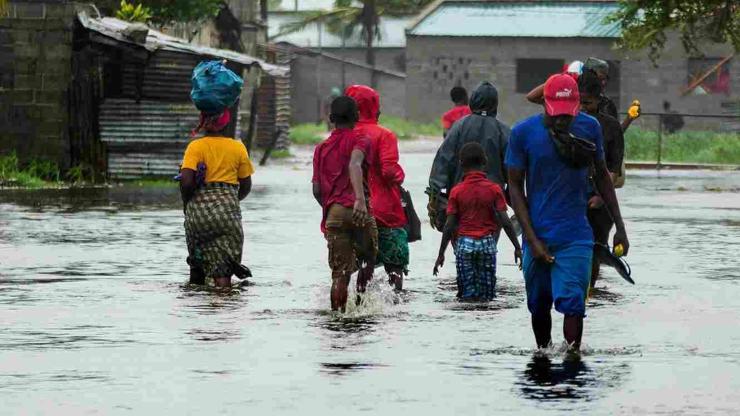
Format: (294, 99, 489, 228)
(289, 51, 406, 124)
(406, 35, 738, 129)
(0, 0, 75, 168)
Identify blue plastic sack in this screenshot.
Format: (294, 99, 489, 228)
(190, 60, 244, 115)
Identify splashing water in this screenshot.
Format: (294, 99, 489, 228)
(340, 272, 403, 319)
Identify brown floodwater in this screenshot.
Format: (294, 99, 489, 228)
(1, 142, 739, 414)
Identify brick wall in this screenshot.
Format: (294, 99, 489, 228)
(406, 35, 738, 128)
(0, 0, 75, 168)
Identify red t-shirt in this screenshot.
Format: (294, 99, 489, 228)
(441, 105, 472, 130)
(446, 171, 507, 238)
(312, 128, 372, 232)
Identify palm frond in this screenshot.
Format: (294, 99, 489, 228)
(271, 7, 358, 39)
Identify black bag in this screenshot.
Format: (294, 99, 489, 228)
(549, 129, 597, 169)
(401, 187, 422, 242)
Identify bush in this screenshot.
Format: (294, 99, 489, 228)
(625, 128, 740, 164)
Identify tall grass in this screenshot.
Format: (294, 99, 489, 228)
(0, 152, 55, 188)
(625, 129, 740, 164)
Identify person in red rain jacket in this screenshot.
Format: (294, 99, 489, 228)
(345, 85, 409, 291)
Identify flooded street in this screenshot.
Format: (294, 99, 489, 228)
(1, 140, 739, 415)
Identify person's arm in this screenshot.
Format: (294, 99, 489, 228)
(311, 144, 323, 207)
(429, 123, 460, 193)
(312, 183, 321, 206)
(495, 209, 522, 267)
(433, 214, 459, 275)
(593, 160, 629, 255)
(180, 169, 196, 211)
(238, 176, 252, 200)
(526, 83, 545, 105)
(379, 131, 405, 185)
(349, 149, 369, 225)
(508, 167, 554, 263)
(621, 117, 634, 133)
(236, 144, 255, 200)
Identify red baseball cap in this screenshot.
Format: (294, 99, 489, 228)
(544, 74, 580, 117)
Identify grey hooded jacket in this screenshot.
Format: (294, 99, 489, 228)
(428, 82, 511, 195)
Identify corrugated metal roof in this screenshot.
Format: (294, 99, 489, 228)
(77, 10, 289, 77)
(408, 2, 621, 38)
(269, 13, 410, 48)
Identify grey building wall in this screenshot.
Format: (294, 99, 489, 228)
(0, 0, 76, 168)
(406, 35, 738, 129)
(286, 47, 406, 124)
(320, 47, 407, 73)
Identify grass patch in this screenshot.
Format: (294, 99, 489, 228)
(625, 129, 740, 164)
(0, 152, 59, 188)
(270, 149, 292, 159)
(289, 123, 326, 145)
(379, 115, 442, 140)
(289, 117, 442, 144)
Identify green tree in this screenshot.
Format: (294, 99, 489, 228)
(116, 1, 153, 23)
(610, 0, 739, 61)
(143, 0, 223, 26)
(274, 0, 432, 67)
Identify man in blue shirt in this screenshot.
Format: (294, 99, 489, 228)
(505, 74, 629, 352)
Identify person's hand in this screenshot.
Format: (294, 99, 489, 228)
(352, 199, 369, 226)
(530, 238, 554, 264)
(514, 248, 523, 270)
(433, 254, 445, 276)
(427, 197, 438, 230)
(588, 195, 604, 209)
(613, 228, 630, 256)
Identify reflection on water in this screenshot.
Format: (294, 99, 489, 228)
(517, 355, 630, 402)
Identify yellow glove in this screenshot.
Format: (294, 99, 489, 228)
(628, 99, 641, 119)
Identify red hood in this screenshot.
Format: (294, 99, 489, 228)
(345, 85, 379, 123)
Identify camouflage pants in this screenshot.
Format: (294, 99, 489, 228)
(184, 183, 243, 280)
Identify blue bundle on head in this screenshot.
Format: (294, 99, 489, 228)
(190, 60, 244, 115)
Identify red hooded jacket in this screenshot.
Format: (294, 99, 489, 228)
(345, 85, 406, 228)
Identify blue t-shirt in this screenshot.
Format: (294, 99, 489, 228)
(505, 112, 605, 245)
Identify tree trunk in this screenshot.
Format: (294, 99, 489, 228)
(363, 0, 377, 87)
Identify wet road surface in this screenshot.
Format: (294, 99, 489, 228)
(1, 141, 739, 414)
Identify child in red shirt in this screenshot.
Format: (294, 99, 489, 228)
(433, 142, 522, 300)
(441, 86, 472, 137)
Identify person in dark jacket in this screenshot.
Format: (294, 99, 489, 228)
(427, 81, 511, 231)
(578, 69, 626, 287)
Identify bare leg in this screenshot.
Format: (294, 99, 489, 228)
(532, 311, 552, 349)
(331, 274, 350, 312)
(563, 315, 584, 351)
(189, 266, 205, 285)
(213, 276, 232, 288)
(386, 266, 404, 291)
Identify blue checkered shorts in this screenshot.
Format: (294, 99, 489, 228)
(454, 235, 497, 300)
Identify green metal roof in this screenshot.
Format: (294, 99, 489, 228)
(408, 2, 622, 38)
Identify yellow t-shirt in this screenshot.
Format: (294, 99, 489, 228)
(181, 136, 255, 185)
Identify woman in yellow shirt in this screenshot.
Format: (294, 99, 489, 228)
(180, 109, 255, 288)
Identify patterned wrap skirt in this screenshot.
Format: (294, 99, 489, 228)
(376, 227, 410, 274)
(184, 183, 243, 280)
(454, 235, 497, 300)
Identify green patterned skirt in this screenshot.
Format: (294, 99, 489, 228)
(376, 227, 410, 274)
(184, 183, 243, 280)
